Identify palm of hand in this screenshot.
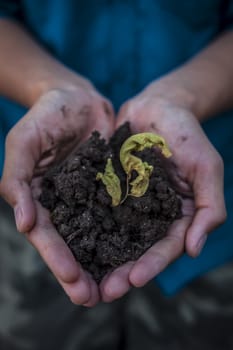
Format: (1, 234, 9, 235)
(0, 87, 225, 306)
(0, 87, 114, 306)
(99, 95, 225, 302)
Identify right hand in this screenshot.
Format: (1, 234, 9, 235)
(100, 82, 226, 302)
(0, 82, 115, 307)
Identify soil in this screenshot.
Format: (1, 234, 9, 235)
(40, 123, 182, 283)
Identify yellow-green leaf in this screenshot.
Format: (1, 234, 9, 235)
(120, 133, 172, 198)
(96, 158, 121, 206)
(129, 161, 153, 197)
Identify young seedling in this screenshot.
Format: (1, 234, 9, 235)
(40, 124, 182, 282)
(96, 133, 172, 206)
(96, 158, 122, 207)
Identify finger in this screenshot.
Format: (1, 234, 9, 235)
(0, 179, 36, 233)
(185, 156, 226, 257)
(81, 99, 115, 142)
(115, 106, 132, 130)
(0, 122, 38, 232)
(95, 112, 115, 141)
(100, 262, 134, 302)
(83, 273, 100, 307)
(115, 100, 142, 133)
(58, 269, 91, 305)
(129, 216, 192, 287)
(29, 202, 93, 305)
(101, 100, 116, 138)
(27, 202, 80, 284)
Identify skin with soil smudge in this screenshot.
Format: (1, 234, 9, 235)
(40, 123, 182, 282)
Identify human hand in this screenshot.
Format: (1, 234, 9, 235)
(0, 83, 115, 307)
(100, 82, 226, 302)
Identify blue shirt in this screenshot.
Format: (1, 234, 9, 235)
(0, 0, 233, 294)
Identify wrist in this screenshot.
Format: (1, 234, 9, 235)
(147, 44, 233, 122)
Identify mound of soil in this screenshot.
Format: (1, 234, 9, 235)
(40, 123, 182, 282)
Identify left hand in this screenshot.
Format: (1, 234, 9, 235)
(100, 82, 226, 302)
(0, 85, 115, 307)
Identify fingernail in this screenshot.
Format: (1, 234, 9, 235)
(14, 206, 23, 231)
(196, 234, 207, 256)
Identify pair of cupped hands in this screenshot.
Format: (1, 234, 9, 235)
(0, 78, 226, 307)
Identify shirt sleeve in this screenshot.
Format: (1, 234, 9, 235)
(0, 0, 22, 19)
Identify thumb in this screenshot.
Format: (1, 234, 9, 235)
(0, 126, 37, 233)
(92, 99, 116, 141)
(115, 101, 141, 133)
(115, 104, 130, 129)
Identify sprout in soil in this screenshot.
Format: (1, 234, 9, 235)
(96, 133, 172, 206)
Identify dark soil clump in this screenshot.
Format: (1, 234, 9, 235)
(40, 123, 182, 282)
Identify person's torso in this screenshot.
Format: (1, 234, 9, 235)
(17, 0, 229, 107)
